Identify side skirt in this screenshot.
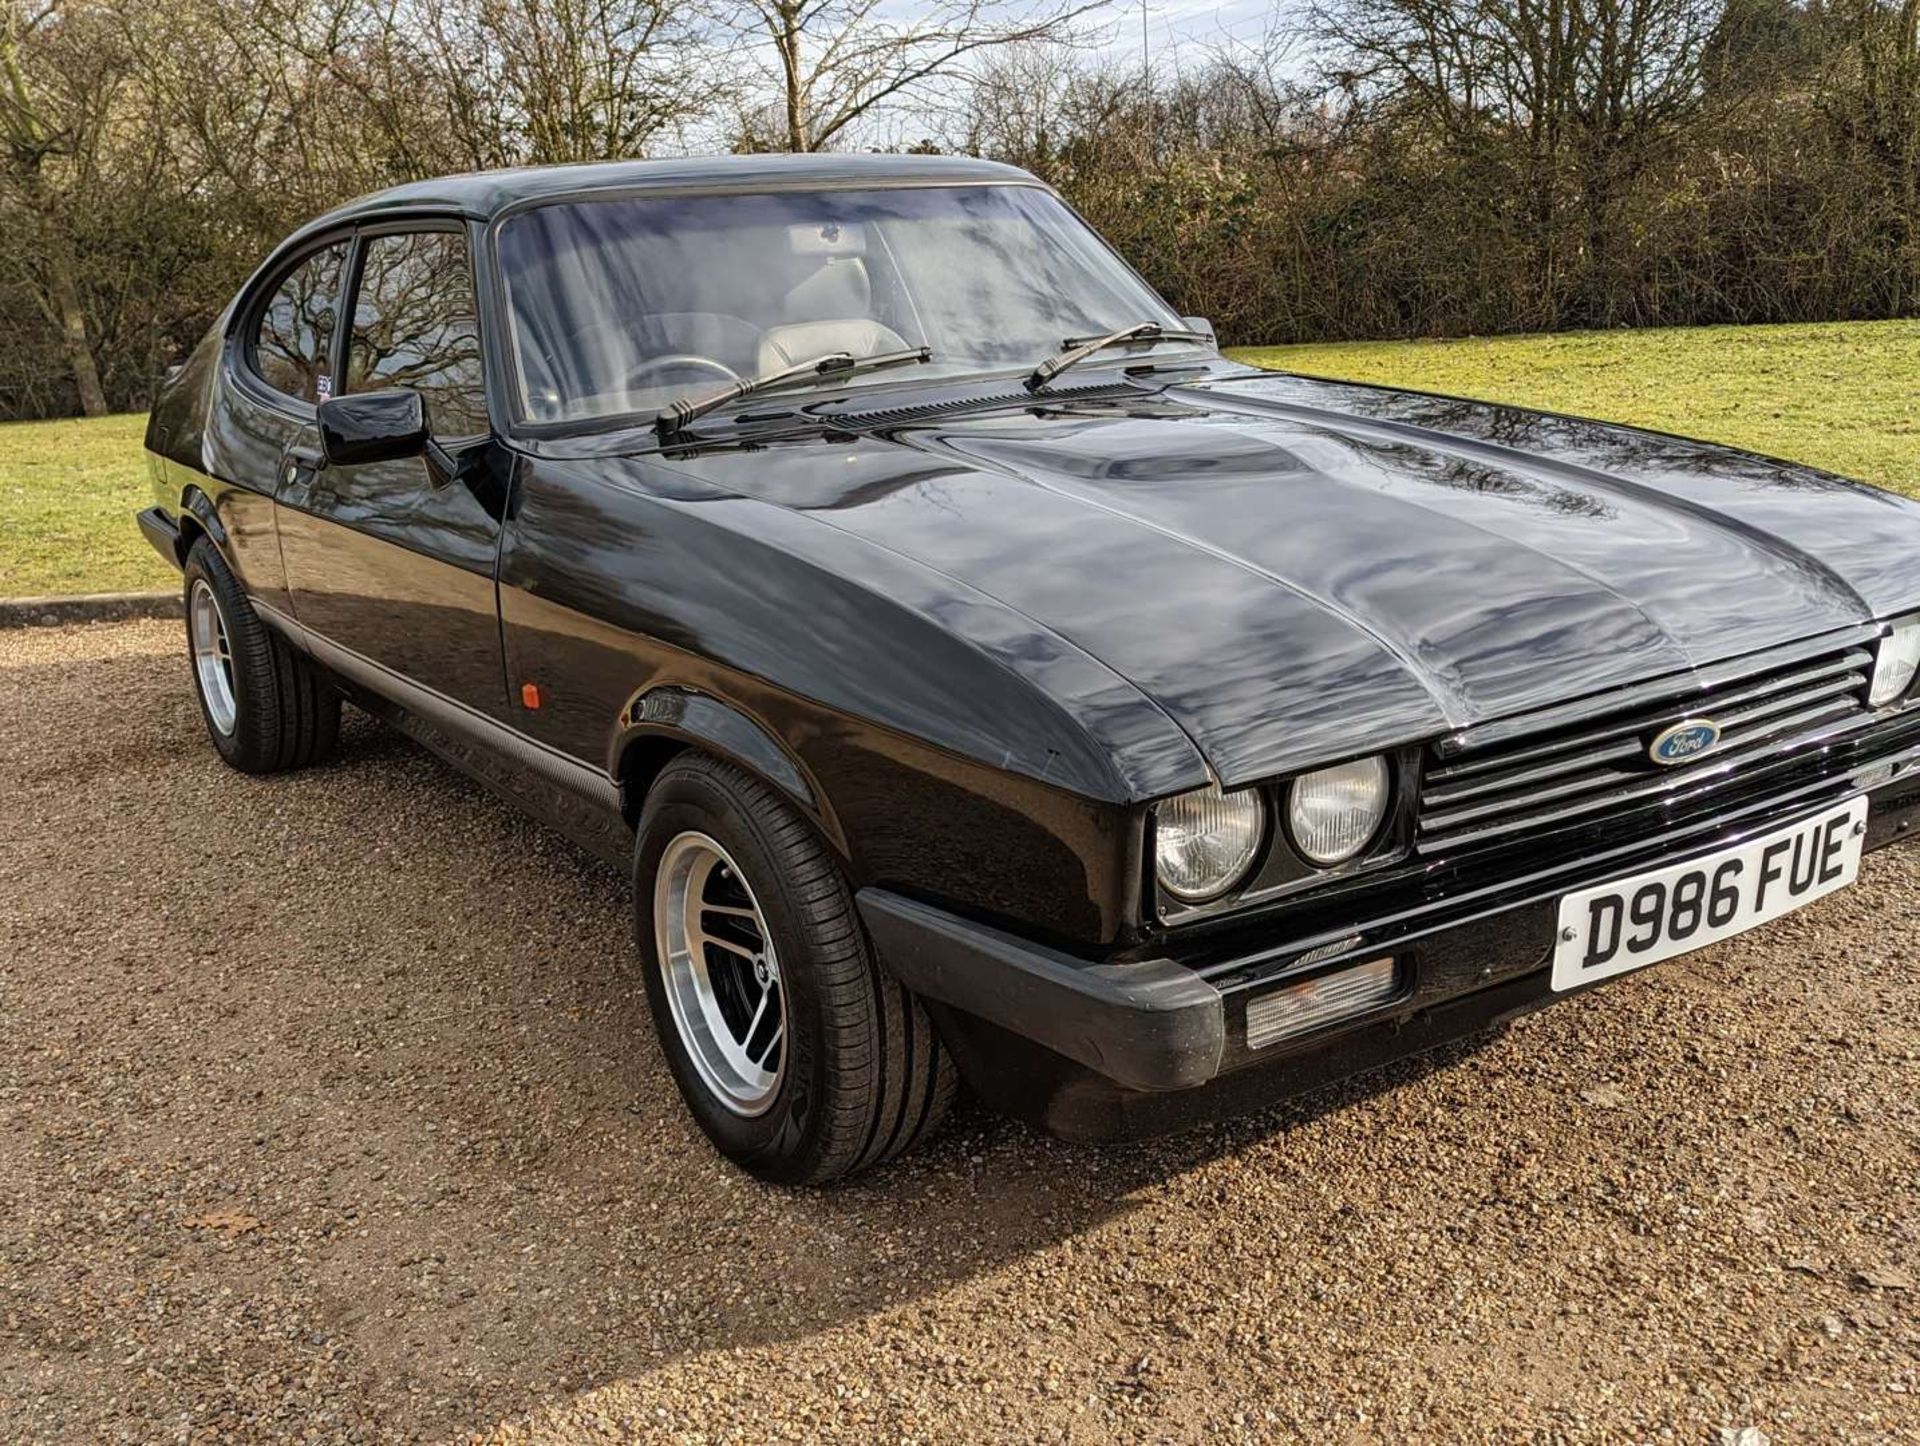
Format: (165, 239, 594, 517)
(255, 600, 634, 870)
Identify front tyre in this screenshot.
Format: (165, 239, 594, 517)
(634, 755, 955, 1184)
(182, 538, 339, 773)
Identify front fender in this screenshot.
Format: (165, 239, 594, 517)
(612, 686, 846, 855)
(497, 455, 1168, 943)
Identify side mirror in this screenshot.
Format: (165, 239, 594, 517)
(317, 388, 429, 468)
(1181, 315, 1217, 344)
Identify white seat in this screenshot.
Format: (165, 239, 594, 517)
(756, 319, 910, 375)
(754, 253, 909, 373)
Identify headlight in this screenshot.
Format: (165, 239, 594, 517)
(1870, 615, 1920, 706)
(1155, 783, 1264, 901)
(1286, 755, 1391, 866)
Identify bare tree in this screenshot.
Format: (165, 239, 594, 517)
(727, 0, 1107, 153)
(470, 0, 715, 162)
(947, 39, 1094, 173)
(1191, 25, 1310, 151)
(1822, 0, 1920, 310)
(1315, 0, 1725, 322)
(1, 0, 114, 414)
(243, 0, 713, 172)
(1, 0, 1917, 421)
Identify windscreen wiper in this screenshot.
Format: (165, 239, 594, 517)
(656, 346, 933, 437)
(1024, 321, 1214, 392)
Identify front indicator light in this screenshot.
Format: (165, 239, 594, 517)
(1154, 782, 1264, 902)
(1244, 957, 1402, 1050)
(1286, 754, 1391, 866)
(1869, 615, 1920, 706)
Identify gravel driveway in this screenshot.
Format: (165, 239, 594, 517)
(1, 619, 1915, 1443)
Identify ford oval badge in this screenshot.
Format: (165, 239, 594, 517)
(1648, 717, 1722, 766)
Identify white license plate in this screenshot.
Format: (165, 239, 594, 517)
(1552, 796, 1867, 991)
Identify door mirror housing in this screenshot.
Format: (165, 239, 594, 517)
(317, 389, 429, 468)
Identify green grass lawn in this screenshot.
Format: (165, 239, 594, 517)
(0, 412, 167, 597)
(1231, 318, 1920, 500)
(1, 319, 1916, 596)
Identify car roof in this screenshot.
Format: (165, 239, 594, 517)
(310, 153, 1041, 228)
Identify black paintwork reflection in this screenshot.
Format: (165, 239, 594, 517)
(1210, 372, 1917, 606)
(278, 227, 506, 714)
(167, 320, 309, 610)
(497, 461, 1159, 942)
(627, 374, 1920, 789)
(278, 449, 506, 716)
(501, 454, 1204, 802)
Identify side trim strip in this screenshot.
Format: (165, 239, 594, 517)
(256, 599, 621, 814)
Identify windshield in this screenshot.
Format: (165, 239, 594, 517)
(496, 184, 1189, 425)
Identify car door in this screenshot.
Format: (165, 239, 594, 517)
(275, 221, 508, 718)
(203, 237, 352, 618)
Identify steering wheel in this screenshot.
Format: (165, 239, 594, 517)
(622, 353, 742, 391)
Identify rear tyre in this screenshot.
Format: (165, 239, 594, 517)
(634, 754, 956, 1184)
(182, 537, 340, 774)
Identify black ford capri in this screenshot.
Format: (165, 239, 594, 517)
(137, 153, 1920, 1182)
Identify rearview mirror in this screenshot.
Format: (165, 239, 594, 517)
(318, 389, 429, 468)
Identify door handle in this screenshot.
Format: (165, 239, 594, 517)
(281, 445, 324, 488)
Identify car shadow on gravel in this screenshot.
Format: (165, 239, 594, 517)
(303, 699, 1506, 1419)
(288, 710, 1502, 1425)
(0, 639, 1502, 1440)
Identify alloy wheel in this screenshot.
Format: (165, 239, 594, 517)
(653, 831, 786, 1115)
(189, 578, 238, 736)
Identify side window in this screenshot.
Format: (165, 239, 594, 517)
(345, 231, 488, 438)
(251, 243, 348, 404)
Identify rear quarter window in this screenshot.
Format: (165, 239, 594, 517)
(249, 243, 349, 404)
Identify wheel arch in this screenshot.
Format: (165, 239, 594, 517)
(176, 487, 229, 564)
(612, 686, 848, 860)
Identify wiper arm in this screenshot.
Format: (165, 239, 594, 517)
(656, 346, 933, 437)
(1024, 321, 1214, 392)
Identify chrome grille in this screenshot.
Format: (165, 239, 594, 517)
(1418, 632, 1880, 852)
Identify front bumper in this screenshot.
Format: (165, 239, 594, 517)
(859, 744, 1920, 1141)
